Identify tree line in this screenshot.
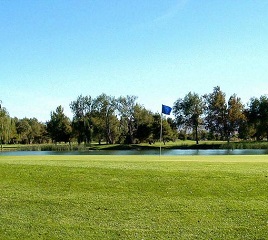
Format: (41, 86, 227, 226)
(1, 86, 268, 145)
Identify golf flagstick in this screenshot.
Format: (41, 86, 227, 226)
(160, 104, 172, 157)
(160, 112, 163, 157)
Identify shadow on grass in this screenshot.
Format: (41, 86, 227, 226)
(88, 143, 222, 151)
(3, 141, 268, 152)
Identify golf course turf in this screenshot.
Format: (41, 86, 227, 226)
(0, 155, 267, 239)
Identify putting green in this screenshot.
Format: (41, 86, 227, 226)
(0, 155, 267, 239)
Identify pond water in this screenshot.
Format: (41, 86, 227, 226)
(1, 149, 268, 156)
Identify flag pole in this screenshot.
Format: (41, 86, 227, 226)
(160, 104, 171, 157)
(160, 112, 163, 157)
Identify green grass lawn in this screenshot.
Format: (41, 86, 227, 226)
(0, 155, 267, 239)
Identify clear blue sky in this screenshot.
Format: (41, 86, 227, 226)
(1, 0, 268, 121)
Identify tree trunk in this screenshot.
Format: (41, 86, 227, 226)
(195, 124, 199, 144)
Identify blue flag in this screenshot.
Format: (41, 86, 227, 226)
(162, 104, 172, 115)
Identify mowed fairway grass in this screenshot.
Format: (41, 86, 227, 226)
(0, 155, 267, 239)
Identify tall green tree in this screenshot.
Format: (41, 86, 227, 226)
(226, 94, 245, 142)
(117, 95, 138, 144)
(247, 95, 268, 140)
(8, 118, 18, 144)
(246, 97, 261, 140)
(92, 94, 119, 144)
(204, 86, 227, 140)
(133, 104, 154, 143)
(46, 106, 72, 143)
(27, 118, 48, 144)
(0, 102, 12, 148)
(13, 117, 48, 144)
(258, 96, 268, 140)
(173, 92, 204, 144)
(70, 95, 93, 144)
(16, 118, 31, 144)
(204, 87, 246, 141)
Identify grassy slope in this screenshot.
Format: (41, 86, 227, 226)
(0, 155, 267, 239)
